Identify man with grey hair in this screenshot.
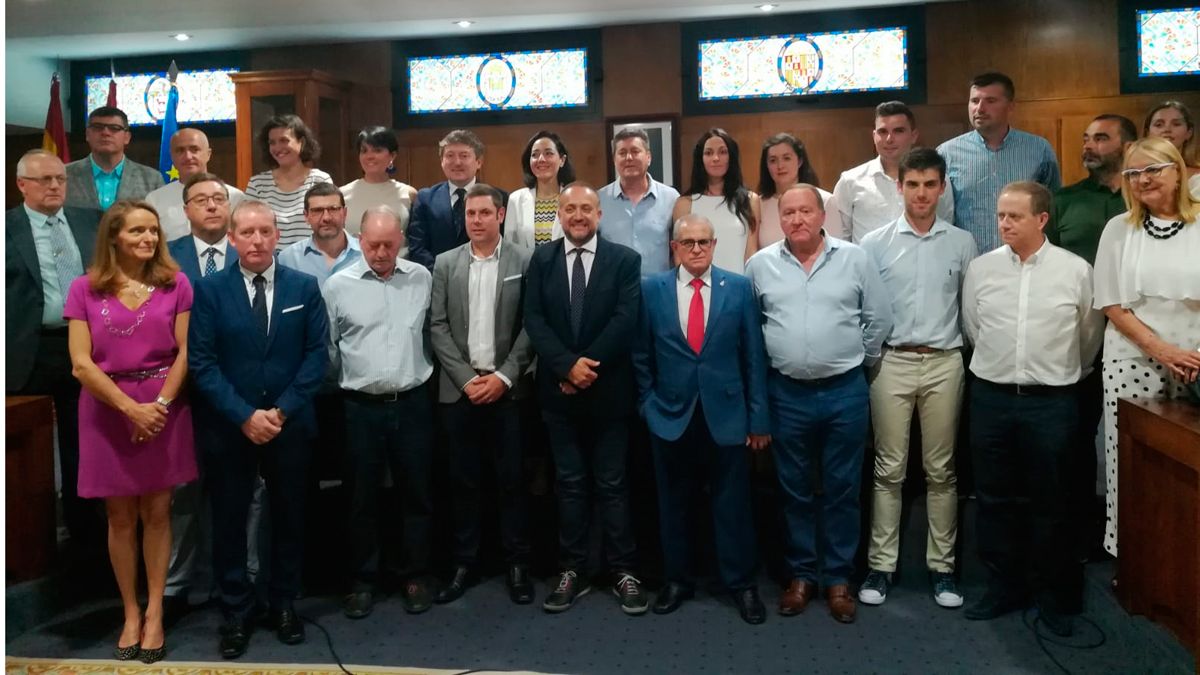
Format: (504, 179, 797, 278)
(599, 128, 680, 277)
(145, 127, 245, 240)
(408, 129, 507, 269)
(633, 212, 770, 624)
(324, 204, 437, 619)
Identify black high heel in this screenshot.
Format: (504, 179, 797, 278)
(113, 643, 140, 661)
(138, 642, 166, 664)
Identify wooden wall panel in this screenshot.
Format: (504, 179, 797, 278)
(602, 23, 682, 118)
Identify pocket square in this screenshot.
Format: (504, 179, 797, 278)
(281, 304, 304, 314)
(503, 274, 522, 282)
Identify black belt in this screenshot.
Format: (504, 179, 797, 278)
(886, 344, 949, 354)
(774, 369, 851, 387)
(979, 379, 1075, 396)
(342, 386, 422, 403)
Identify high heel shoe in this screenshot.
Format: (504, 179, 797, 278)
(113, 643, 140, 661)
(138, 641, 166, 664)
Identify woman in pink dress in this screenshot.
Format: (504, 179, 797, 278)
(65, 201, 196, 664)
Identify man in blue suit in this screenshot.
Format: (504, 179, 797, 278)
(167, 173, 239, 281)
(633, 213, 770, 625)
(188, 200, 328, 660)
(407, 129, 506, 269)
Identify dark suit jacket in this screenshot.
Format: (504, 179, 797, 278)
(5, 205, 101, 391)
(187, 263, 329, 440)
(408, 181, 508, 269)
(167, 235, 239, 283)
(523, 235, 641, 419)
(64, 156, 164, 210)
(632, 266, 770, 447)
(430, 241, 534, 403)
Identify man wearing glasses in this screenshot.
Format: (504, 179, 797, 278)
(276, 183, 361, 288)
(147, 128, 246, 241)
(65, 106, 164, 211)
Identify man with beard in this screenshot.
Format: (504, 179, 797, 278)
(277, 183, 361, 287)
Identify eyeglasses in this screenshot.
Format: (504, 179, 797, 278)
(186, 194, 229, 207)
(19, 175, 67, 187)
(306, 206, 344, 217)
(87, 122, 128, 133)
(675, 238, 714, 250)
(1121, 162, 1176, 179)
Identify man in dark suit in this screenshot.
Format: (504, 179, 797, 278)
(523, 183, 645, 615)
(407, 129, 506, 269)
(429, 184, 535, 606)
(6, 149, 103, 560)
(167, 172, 239, 281)
(65, 106, 164, 211)
(632, 213, 770, 625)
(188, 200, 328, 660)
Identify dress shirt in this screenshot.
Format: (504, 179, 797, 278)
(466, 241, 509, 385)
(1047, 176, 1126, 266)
(937, 128, 1061, 253)
(238, 261, 276, 333)
(598, 176, 680, 276)
(449, 178, 477, 208)
(90, 156, 126, 211)
(324, 257, 434, 394)
(832, 156, 955, 243)
(563, 234, 598, 295)
(757, 189, 845, 246)
(859, 216, 978, 349)
(25, 205, 84, 326)
(276, 234, 362, 288)
(962, 238, 1103, 386)
(676, 265, 712, 336)
(145, 180, 246, 242)
(192, 235, 229, 277)
(744, 236, 893, 379)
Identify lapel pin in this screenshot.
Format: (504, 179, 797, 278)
(719, 279, 725, 286)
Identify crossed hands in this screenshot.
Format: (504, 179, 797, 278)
(242, 408, 286, 445)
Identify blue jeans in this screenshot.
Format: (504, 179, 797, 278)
(769, 368, 869, 587)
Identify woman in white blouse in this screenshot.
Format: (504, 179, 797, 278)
(755, 133, 846, 247)
(1093, 137, 1200, 560)
(244, 114, 332, 249)
(340, 126, 418, 236)
(504, 131, 575, 251)
(671, 128, 760, 273)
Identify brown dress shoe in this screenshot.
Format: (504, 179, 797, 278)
(778, 579, 816, 616)
(826, 584, 856, 623)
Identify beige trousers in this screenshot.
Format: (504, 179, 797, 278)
(867, 349, 965, 573)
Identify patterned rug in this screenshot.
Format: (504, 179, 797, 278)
(5, 658, 551, 675)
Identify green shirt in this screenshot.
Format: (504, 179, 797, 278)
(1047, 176, 1126, 265)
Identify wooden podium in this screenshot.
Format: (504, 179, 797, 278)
(1116, 397, 1200, 669)
(6, 396, 58, 581)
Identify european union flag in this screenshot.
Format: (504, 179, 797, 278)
(158, 61, 180, 183)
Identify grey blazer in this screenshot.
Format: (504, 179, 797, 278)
(429, 241, 535, 403)
(64, 156, 165, 210)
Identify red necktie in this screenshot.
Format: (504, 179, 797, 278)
(687, 278, 705, 354)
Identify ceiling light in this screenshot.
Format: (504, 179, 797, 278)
(756, 4, 778, 11)
(170, 33, 191, 41)
(454, 20, 474, 28)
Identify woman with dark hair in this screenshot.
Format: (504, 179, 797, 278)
(65, 201, 196, 664)
(341, 126, 418, 236)
(672, 128, 760, 272)
(1143, 100, 1200, 197)
(245, 114, 333, 249)
(504, 130, 576, 250)
(756, 132, 846, 247)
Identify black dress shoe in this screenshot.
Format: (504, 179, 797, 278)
(964, 589, 1027, 621)
(1037, 603, 1075, 637)
(435, 567, 472, 605)
(218, 617, 251, 660)
(506, 566, 535, 605)
(273, 608, 305, 645)
(652, 582, 695, 615)
(734, 588, 766, 625)
(343, 591, 374, 619)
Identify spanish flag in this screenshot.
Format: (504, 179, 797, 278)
(42, 74, 70, 163)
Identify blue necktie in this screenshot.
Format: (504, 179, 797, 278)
(45, 216, 83, 295)
(203, 248, 218, 277)
(252, 274, 268, 337)
(570, 248, 586, 338)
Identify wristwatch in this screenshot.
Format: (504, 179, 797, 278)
(155, 396, 173, 410)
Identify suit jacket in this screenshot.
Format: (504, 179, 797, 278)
(523, 235, 641, 419)
(503, 187, 563, 251)
(632, 266, 770, 446)
(5, 205, 101, 391)
(408, 181, 508, 269)
(64, 156, 165, 210)
(167, 235, 239, 283)
(430, 241, 535, 403)
(187, 263, 329, 440)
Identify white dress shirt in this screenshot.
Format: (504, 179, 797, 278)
(239, 261, 276, 332)
(467, 242, 501, 374)
(676, 266, 712, 336)
(962, 238, 1104, 386)
(192, 235, 230, 277)
(833, 156, 955, 243)
(449, 178, 477, 208)
(563, 234, 598, 294)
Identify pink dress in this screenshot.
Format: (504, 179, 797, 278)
(64, 271, 198, 498)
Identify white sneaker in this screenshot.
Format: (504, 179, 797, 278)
(932, 572, 964, 608)
(858, 570, 890, 605)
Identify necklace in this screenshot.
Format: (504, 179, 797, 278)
(1143, 211, 1186, 240)
(102, 283, 156, 337)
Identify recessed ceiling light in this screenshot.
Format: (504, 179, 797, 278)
(170, 33, 191, 41)
(756, 3, 778, 11)
(454, 20, 474, 28)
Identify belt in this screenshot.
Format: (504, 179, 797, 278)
(343, 386, 421, 403)
(774, 369, 850, 387)
(980, 379, 1075, 396)
(107, 366, 171, 381)
(886, 344, 948, 354)
(474, 369, 494, 377)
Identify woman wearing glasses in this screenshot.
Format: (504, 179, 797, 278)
(1093, 137, 1200, 559)
(1143, 101, 1200, 198)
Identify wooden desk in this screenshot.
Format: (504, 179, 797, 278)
(5, 395, 58, 582)
(1117, 397, 1200, 669)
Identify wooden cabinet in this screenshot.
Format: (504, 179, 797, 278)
(6, 396, 57, 582)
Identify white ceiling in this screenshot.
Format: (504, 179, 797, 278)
(6, 0, 936, 60)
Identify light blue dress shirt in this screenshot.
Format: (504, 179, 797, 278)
(90, 156, 126, 210)
(744, 236, 894, 380)
(25, 205, 84, 326)
(859, 216, 979, 350)
(276, 234, 362, 288)
(937, 128, 1061, 254)
(598, 177, 680, 276)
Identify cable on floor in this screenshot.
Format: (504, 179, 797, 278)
(300, 614, 354, 675)
(1021, 607, 1107, 675)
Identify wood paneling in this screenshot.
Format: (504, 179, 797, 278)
(602, 23, 682, 118)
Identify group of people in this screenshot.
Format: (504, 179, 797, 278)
(6, 69, 1199, 664)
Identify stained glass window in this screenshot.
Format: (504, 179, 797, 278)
(407, 48, 588, 114)
(85, 68, 239, 126)
(1137, 8, 1200, 76)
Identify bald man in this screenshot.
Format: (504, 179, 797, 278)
(146, 128, 245, 240)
